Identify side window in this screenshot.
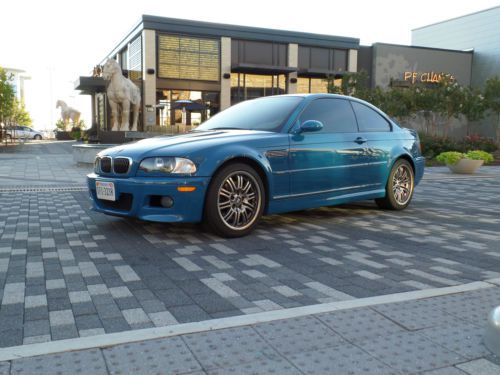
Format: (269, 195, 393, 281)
(299, 98, 358, 133)
(351, 101, 391, 132)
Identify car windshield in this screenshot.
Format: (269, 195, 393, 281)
(196, 96, 303, 132)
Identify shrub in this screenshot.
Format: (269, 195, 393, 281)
(436, 150, 494, 165)
(465, 150, 494, 163)
(436, 151, 464, 165)
(462, 134, 498, 153)
(70, 126, 81, 140)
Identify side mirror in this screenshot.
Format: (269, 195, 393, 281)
(299, 120, 323, 133)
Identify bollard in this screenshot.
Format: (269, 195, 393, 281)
(484, 305, 500, 356)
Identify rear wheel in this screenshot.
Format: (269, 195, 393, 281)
(375, 159, 414, 210)
(34, 134, 42, 140)
(204, 163, 265, 237)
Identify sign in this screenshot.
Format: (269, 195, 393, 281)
(403, 71, 455, 84)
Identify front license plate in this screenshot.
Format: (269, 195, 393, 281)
(96, 181, 116, 201)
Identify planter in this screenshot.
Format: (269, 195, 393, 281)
(447, 159, 484, 174)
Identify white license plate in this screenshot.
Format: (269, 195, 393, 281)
(96, 181, 116, 201)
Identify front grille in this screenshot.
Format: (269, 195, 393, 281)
(100, 157, 112, 173)
(98, 193, 133, 211)
(113, 158, 131, 174)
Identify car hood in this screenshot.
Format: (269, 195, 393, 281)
(99, 130, 284, 159)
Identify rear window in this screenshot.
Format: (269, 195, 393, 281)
(351, 101, 391, 132)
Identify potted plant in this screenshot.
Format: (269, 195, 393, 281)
(436, 150, 494, 174)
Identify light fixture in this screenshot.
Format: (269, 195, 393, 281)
(223, 73, 231, 79)
(290, 77, 297, 84)
(147, 68, 155, 75)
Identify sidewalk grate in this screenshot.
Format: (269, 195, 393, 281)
(0, 185, 87, 193)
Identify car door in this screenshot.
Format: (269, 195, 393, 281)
(288, 98, 372, 197)
(350, 101, 393, 188)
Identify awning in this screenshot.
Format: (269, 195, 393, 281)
(298, 69, 346, 78)
(74, 77, 106, 94)
(231, 63, 297, 75)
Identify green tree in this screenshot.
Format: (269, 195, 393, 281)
(434, 78, 466, 138)
(461, 87, 486, 135)
(10, 98, 32, 126)
(327, 70, 371, 101)
(484, 76, 500, 142)
(0, 67, 15, 126)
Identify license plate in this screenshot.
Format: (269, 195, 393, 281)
(96, 181, 116, 201)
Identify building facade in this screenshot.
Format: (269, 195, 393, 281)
(76, 15, 359, 140)
(412, 6, 500, 87)
(358, 43, 473, 89)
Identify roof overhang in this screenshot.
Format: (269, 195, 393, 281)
(74, 77, 106, 94)
(298, 69, 346, 78)
(231, 64, 297, 75)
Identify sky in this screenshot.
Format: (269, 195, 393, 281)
(1, 0, 500, 130)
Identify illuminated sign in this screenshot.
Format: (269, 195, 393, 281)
(403, 71, 455, 84)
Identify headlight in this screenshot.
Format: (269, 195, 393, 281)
(139, 157, 197, 174)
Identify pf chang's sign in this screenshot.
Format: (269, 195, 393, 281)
(403, 71, 455, 84)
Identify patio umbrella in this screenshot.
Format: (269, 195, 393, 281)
(172, 100, 206, 111)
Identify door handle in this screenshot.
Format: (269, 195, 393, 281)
(355, 137, 368, 144)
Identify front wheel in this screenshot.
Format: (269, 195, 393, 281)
(204, 163, 265, 238)
(34, 134, 42, 140)
(375, 159, 414, 210)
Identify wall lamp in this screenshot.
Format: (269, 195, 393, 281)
(147, 68, 155, 75)
(290, 77, 297, 84)
(223, 73, 231, 79)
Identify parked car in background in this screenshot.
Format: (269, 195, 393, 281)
(88, 94, 425, 237)
(6, 125, 43, 140)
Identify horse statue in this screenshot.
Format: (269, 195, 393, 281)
(56, 100, 81, 130)
(102, 59, 141, 131)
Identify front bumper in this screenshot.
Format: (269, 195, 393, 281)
(87, 173, 210, 223)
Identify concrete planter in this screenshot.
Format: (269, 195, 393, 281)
(72, 144, 116, 164)
(447, 159, 484, 174)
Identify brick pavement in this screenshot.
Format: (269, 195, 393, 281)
(0, 142, 499, 352)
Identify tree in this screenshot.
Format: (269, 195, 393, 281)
(434, 78, 466, 138)
(484, 76, 500, 142)
(461, 87, 485, 135)
(0, 67, 15, 126)
(327, 70, 371, 101)
(10, 98, 32, 126)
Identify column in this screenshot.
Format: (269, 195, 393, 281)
(220, 37, 231, 111)
(287, 43, 298, 94)
(142, 29, 157, 129)
(348, 49, 358, 73)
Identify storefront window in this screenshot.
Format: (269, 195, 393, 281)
(297, 77, 330, 93)
(155, 89, 220, 133)
(231, 73, 286, 104)
(158, 35, 220, 81)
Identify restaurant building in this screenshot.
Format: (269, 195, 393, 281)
(75, 15, 359, 141)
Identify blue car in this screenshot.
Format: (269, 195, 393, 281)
(88, 94, 424, 237)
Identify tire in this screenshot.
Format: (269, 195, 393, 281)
(204, 163, 265, 238)
(375, 159, 415, 210)
(34, 134, 42, 140)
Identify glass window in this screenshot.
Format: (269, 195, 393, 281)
(299, 98, 358, 133)
(158, 35, 219, 81)
(351, 101, 391, 132)
(197, 96, 303, 132)
(231, 73, 286, 104)
(128, 36, 142, 81)
(296, 77, 330, 94)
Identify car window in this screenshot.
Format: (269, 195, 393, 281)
(351, 101, 391, 132)
(299, 98, 358, 133)
(197, 96, 303, 132)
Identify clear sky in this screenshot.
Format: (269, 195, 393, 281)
(2, 0, 499, 130)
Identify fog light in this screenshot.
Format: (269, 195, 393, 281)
(160, 196, 174, 208)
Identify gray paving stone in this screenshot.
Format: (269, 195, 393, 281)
(421, 367, 468, 374)
(11, 349, 107, 375)
(185, 326, 280, 370)
(419, 322, 491, 360)
(24, 319, 50, 337)
(51, 323, 79, 340)
(456, 359, 500, 375)
(288, 342, 399, 375)
(356, 331, 464, 374)
(103, 337, 202, 374)
(122, 308, 151, 325)
(0, 362, 9, 375)
(207, 357, 302, 375)
(254, 316, 345, 356)
(317, 307, 405, 342)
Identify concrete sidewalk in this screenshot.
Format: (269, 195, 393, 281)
(0, 281, 499, 375)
